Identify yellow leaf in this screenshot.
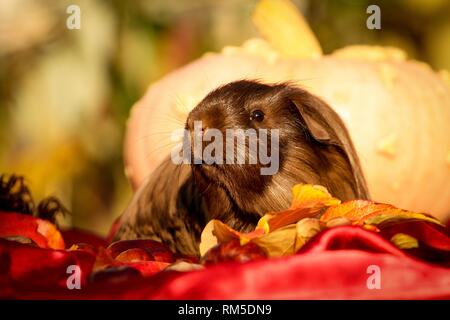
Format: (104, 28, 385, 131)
(239, 228, 266, 245)
(320, 199, 444, 232)
(69, 244, 79, 251)
(36, 219, 65, 250)
(252, 224, 297, 258)
(362, 224, 380, 232)
(199, 220, 219, 256)
(252, 0, 322, 58)
(199, 219, 267, 255)
(291, 184, 340, 209)
(211, 220, 242, 243)
(260, 184, 340, 232)
(320, 200, 375, 223)
(256, 216, 270, 234)
(295, 218, 322, 251)
(325, 216, 352, 228)
(390, 233, 419, 249)
(359, 208, 444, 227)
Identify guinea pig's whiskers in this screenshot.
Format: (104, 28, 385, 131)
(143, 141, 179, 161)
(172, 94, 195, 114)
(135, 130, 182, 142)
(151, 114, 186, 126)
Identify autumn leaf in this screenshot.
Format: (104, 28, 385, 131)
(199, 220, 266, 256)
(107, 239, 175, 263)
(260, 184, 340, 232)
(252, 224, 297, 257)
(93, 242, 172, 277)
(200, 184, 342, 257)
(199, 220, 218, 256)
(199, 184, 445, 260)
(115, 248, 152, 263)
(294, 218, 322, 251)
(251, 218, 323, 257)
(0, 211, 65, 249)
(201, 239, 267, 265)
(357, 208, 444, 228)
(290, 184, 341, 209)
(320, 200, 443, 230)
(320, 200, 376, 222)
(390, 233, 419, 250)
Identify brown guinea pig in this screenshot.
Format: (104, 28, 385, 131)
(114, 80, 369, 256)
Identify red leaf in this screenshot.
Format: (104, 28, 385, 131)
(0, 238, 95, 293)
(107, 239, 175, 263)
(201, 239, 267, 265)
(0, 211, 65, 249)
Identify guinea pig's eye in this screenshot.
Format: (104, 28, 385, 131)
(250, 110, 265, 122)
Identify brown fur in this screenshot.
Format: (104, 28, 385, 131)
(115, 80, 370, 256)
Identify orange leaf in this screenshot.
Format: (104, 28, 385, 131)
(199, 220, 266, 256)
(320, 200, 443, 230)
(252, 224, 297, 257)
(320, 200, 375, 222)
(261, 184, 341, 232)
(0, 211, 65, 249)
(355, 208, 443, 227)
(211, 220, 242, 243)
(290, 184, 341, 209)
(36, 219, 65, 250)
(295, 218, 322, 251)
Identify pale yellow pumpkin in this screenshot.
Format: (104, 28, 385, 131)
(124, 0, 450, 221)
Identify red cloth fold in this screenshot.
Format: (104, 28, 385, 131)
(1, 210, 450, 299)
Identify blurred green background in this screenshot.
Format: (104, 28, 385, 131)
(1, 0, 450, 236)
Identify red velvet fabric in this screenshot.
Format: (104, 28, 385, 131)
(1, 213, 450, 299)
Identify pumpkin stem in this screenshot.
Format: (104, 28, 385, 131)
(252, 0, 322, 59)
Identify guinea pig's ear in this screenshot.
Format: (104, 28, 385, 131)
(288, 88, 370, 199)
(289, 91, 341, 145)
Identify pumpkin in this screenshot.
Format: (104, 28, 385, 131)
(123, 0, 450, 221)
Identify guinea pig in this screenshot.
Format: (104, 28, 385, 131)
(114, 80, 369, 256)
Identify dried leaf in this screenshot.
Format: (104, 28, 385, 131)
(94, 245, 170, 277)
(321, 200, 443, 231)
(357, 208, 444, 227)
(198, 184, 444, 260)
(0, 211, 65, 249)
(201, 239, 267, 265)
(165, 261, 204, 272)
(320, 200, 375, 222)
(199, 220, 218, 256)
(290, 184, 341, 209)
(107, 239, 175, 263)
(211, 220, 242, 243)
(199, 219, 266, 256)
(36, 219, 65, 249)
(390, 233, 419, 250)
(295, 218, 322, 251)
(325, 217, 352, 228)
(115, 248, 152, 263)
(261, 184, 340, 232)
(252, 225, 297, 258)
